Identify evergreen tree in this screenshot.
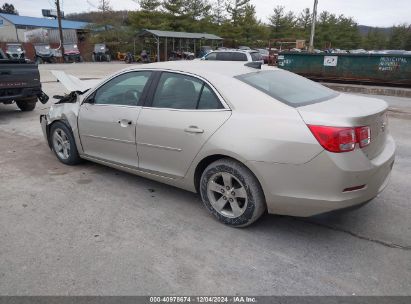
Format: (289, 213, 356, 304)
(138, 0, 161, 11)
(212, 0, 226, 25)
(0, 3, 18, 15)
(183, 0, 211, 21)
(163, 0, 185, 16)
(227, 0, 250, 26)
(297, 8, 311, 31)
(389, 24, 410, 49)
(268, 6, 296, 38)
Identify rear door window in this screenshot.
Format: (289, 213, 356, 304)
(232, 52, 248, 61)
(151, 72, 224, 110)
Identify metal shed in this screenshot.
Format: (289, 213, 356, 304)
(137, 29, 223, 62)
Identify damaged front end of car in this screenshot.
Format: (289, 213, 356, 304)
(40, 90, 88, 151)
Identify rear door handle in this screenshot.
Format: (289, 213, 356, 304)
(184, 126, 204, 134)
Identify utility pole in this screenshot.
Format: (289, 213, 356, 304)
(55, 0, 65, 62)
(308, 0, 318, 52)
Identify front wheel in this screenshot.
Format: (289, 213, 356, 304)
(16, 97, 37, 111)
(50, 121, 81, 165)
(200, 159, 266, 227)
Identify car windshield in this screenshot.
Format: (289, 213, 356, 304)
(94, 44, 106, 52)
(35, 45, 50, 52)
(64, 44, 78, 51)
(235, 70, 338, 107)
(7, 45, 22, 52)
(258, 49, 269, 55)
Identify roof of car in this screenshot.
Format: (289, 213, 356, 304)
(122, 61, 278, 79)
(209, 49, 259, 54)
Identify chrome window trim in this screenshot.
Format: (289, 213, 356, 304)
(82, 68, 231, 111)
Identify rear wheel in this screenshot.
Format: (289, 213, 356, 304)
(50, 121, 81, 165)
(16, 97, 37, 111)
(200, 158, 266, 227)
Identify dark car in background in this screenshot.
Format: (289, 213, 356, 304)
(34, 44, 57, 64)
(256, 48, 270, 63)
(5, 43, 25, 60)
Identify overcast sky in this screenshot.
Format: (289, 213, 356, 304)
(8, 0, 411, 27)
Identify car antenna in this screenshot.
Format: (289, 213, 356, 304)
(244, 62, 262, 69)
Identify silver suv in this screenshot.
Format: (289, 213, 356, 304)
(201, 49, 263, 62)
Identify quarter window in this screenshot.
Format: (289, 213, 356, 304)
(94, 71, 152, 106)
(151, 72, 223, 110)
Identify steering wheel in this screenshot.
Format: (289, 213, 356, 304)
(123, 89, 140, 105)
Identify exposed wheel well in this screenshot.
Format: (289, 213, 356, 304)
(194, 155, 230, 193)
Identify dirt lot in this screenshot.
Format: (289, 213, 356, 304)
(0, 63, 410, 295)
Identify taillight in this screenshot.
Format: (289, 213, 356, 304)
(308, 125, 371, 153)
(356, 126, 371, 148)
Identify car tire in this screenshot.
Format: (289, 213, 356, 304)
(16, 97, 37, 111)
(49, 121, 82, 165)
(200, 158, 266, 227)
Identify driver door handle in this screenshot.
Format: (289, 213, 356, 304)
(118, 119, 132, 127)
(184, 126, 204, 134)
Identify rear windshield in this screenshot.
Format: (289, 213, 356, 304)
(235, 70, 338, 107)
(250, 52, 262, 61)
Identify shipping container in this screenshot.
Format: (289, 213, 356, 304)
(277, 53, 411, 87)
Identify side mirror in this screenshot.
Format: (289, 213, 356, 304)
(84, 96, 95, 104)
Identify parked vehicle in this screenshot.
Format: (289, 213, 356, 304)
(124, 52, 135, 64)
(169, 50, 195, 60)
(5, 43, 25, 59)
(34, 44, 57, 64)
(40, 61, 394, 227)
(0, 49, 48, 111)
(63, 43, 82, 63)
(238, 46, 251, 50)
(255, 48, 270, 63)
(124, 50, 151, 64)
(202, 49, 263, 62)
(198, 46, 212, 58)
(92, 43, 111, 62)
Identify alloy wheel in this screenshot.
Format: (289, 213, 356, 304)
(206, 172, 248, 218)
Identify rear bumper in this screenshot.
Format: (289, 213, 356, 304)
(0, 86, 42, 102)
(249, 135, 396, 217)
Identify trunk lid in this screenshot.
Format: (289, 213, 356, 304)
(297, 93, 388, 159)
